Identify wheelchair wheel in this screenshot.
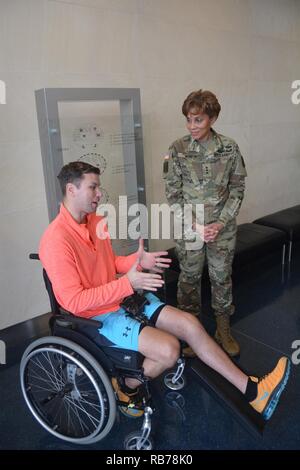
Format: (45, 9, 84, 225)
(124, 431, 153, 450)
(20, 336, 116, 444)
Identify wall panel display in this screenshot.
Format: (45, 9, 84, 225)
(35, 88, 147, 254)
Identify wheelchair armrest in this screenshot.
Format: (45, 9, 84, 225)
(54, 312, 103, 329)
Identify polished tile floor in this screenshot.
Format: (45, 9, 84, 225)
(0, 249, 299, 450)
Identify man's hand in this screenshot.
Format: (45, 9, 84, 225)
(203, 222, 224, 243)
(126, 255, 165, 291)
(137, 238, 171, 273)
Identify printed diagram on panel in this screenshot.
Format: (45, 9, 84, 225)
(58, 107, 139, 254)
(73, 125, 109, 204)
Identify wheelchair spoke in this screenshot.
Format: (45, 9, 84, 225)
(65, 396, 90, 436)
(51, 396, 65, 426)
(78, 396, 102, 413)
(27, 372, 60, 391)
(64, 398, 79, 436)
(45, 350, 63, 390)
(30, 354, 64, 390)
(64, 395, 101, 428)
(21, 341, 116, 442)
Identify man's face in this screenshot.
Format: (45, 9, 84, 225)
(71, 173, 102, 215)
(185, 109, 216, 141)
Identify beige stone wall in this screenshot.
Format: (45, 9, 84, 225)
(0, 0, 300, 328)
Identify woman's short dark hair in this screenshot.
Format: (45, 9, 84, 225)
(57, 161, 100, 195)
(182, 89, 221, 119)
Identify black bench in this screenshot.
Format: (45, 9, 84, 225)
(233, 223, 287, 270)
(253, 205, 300, 264)
(167, 223, 287, 272)
(164, 222, 287, 300)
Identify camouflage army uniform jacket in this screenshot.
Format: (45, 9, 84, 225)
(164, 129, 247, 229)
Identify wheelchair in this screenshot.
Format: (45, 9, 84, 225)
(20, 254, 186, 450)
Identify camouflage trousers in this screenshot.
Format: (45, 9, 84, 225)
(175, 221, 237, 317)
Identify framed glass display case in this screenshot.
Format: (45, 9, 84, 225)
(35, 88, 146, 254)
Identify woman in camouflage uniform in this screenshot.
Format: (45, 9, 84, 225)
(164, 90, 247, 357)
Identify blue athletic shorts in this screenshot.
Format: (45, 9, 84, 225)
(92, 292, 165, 351)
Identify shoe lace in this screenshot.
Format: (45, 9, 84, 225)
(257, 375, 267, 384)
(256, 371, 275, 388)
(218, 316, 231, 335)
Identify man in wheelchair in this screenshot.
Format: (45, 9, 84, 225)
(39, 161, 290, 422)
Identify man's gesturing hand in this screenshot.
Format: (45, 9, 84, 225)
(137, 238, 171, 273)
(127, 251, 165, 291)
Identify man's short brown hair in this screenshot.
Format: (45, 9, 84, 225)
(182, 89, 221, 119)
(57, 161, 100, 196)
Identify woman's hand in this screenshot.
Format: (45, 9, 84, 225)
(203, 222, 224, 243)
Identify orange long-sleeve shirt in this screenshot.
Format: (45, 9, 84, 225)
(39, 204, 137, 318)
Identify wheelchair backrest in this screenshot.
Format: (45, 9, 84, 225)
(29, 253, 61, 315)
(42, 268, 61, 315)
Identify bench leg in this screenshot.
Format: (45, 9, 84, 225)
(282, 244, 286, 266)
(281, 244, 286, 284)
(287, 240, 293, 281)
(288, 240, 293, 264)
